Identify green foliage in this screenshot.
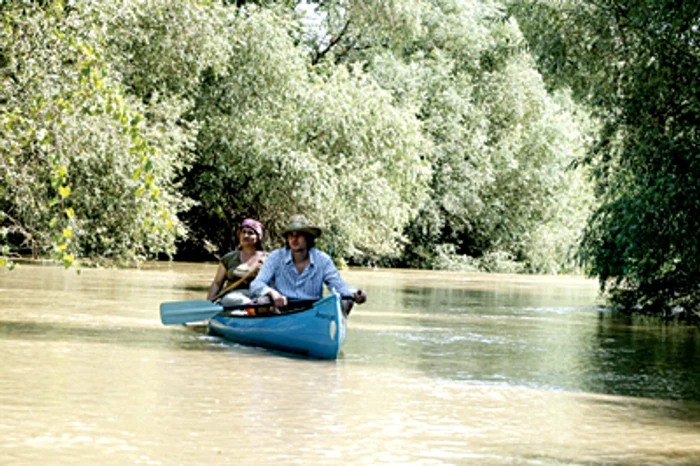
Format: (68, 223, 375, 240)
(310, 0, 594, 272)
(90, 0, 233, 101)
(432, 243, 524, 273)
(1, 1, 192, 266)
(511, 0, 700, 316)
(1, 0, 596, 277)
(181, 5, 431, 260)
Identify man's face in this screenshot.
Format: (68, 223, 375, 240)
(287, 231, 307, 253)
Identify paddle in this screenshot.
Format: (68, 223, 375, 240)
(160, 298, 318, 325)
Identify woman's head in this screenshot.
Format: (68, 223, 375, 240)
(237, 218, 264, 250)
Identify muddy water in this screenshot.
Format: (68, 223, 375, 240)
(1, 262, 699, 465)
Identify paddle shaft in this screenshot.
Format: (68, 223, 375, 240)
(212, 267, 258, 302)
(222, 296, 355, 311)
(222, 299, 314, 311)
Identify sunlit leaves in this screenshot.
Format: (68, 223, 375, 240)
(297, 66, 432, 257)
(181, 5, 430, 259)
(0, 0, 595, 276)
(0, 1, 193, 266)
(323, 0, 594, 271)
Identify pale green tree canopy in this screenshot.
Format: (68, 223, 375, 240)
(304, 0, 594, 272)
(2, 0, 594, 279)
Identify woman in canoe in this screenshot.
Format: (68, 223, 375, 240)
(207, 218, 267, 306)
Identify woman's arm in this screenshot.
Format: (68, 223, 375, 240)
(206, 263, 227, 300)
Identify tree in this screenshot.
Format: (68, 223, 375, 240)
(0, 1, 201, 266)
(1, 0, 596, 275)
(179, 5, 431, 260)
(510, 0, 700, 317)
(305, 0, 594, 272)
(1, 0, 433, 267)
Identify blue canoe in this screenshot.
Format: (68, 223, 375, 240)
(208, 293, 347, 359)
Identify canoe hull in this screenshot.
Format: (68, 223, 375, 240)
(208, 294, 347, 359)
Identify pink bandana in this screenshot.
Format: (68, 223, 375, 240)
(240, 218, 264, 239)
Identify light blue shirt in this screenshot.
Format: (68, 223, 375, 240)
(250, 247, 357, 300)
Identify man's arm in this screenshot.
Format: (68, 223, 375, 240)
(319, 251, 357, 298)
(250, 249, 289, 308)
(250, 250, 278, 298)
(321, 255, 367, 310)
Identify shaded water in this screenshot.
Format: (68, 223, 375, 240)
(1, 262, 699, 465)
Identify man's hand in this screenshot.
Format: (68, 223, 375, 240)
(268, 289, 288, 308)
(353, 289, 367, 304)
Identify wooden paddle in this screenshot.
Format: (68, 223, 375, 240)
(211, 267, 258, 302)
(160, 298, 317, 325)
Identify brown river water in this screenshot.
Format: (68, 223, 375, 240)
(1, 262, 699, 465)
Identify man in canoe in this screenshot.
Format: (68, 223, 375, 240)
(250, 214, 367, 314)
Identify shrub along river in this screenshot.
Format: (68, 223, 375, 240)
(1, 262, 699, 464)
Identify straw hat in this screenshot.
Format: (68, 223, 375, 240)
(281, 214, 322, 238)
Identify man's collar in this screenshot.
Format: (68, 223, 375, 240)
(284, 247, 315, 265)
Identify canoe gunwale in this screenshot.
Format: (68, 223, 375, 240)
(215, 304, 315, 319)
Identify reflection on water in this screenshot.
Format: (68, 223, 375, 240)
(1, 263, 699, 465)
(586, 312, 700, 402)
(342, 275, 700, 403)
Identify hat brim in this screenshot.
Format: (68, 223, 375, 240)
(281, 226, 322, 238)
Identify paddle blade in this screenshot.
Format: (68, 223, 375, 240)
(160, 300, 223, 325)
